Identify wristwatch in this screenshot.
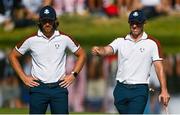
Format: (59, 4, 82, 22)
(71, 71, 78, 78)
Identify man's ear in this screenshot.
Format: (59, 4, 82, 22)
(55, 21, 59, 27)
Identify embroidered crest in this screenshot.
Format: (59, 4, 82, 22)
(55, 44, 60, 49)
(140, 48, 145, 52)
(44, 9, 50, 14)
(133, 12, 138, 17)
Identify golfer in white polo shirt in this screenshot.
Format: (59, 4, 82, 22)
(91, 9, 170, 114)
(8, 6, 86, 114)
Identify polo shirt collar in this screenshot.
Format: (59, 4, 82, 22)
(125, 32, 148, 42)
(37, 30, 60, 40)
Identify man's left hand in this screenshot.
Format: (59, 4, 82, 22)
(159, 91, 170, 107)
(59, 74, 76, 88)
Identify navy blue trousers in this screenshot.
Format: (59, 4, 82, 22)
(29, 81, 68, 114)
(113, 81, 149, 114)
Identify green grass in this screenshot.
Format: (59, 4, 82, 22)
(0, 108, 28, 114)
(0, 108, 111, 114)
(0, 15, 179, 54)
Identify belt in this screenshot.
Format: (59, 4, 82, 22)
(35, 80, 63, 88)
(117, 81, 148, 88)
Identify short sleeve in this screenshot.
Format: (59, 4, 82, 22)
(109, 38, 122, 54)
(15, 39, 30, 55)
(66, 37, 80, 53)
(151, 42, 163, 61)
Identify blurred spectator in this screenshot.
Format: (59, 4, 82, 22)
(85, 55, 106, 112)
(87, 0, 104, 16)
(2, 58, 21, 108)
(52, 0, 85, 16)
(21, 0, 52, 19)
(0, 0, 18, 31)
(117, 0, 140, 16)
(0, 50, 6, 80)
(62, 0, 75, 15)
(0, 50, 6, 107)
(72, 0, 86, 15)
(103, 0, 120, 17)
(176, 54, 180, 78)
(169, 0, 180, 11)
(66, 54, 87, 112)
(166, 54, 180, 113)
(52, 0, 63, 16)
(164, 54, 175, 94)
(21, 0, 43, 20)
(175, 0, 180, 10)
(149, 65, 162, 114)
(20, 54, 32, 107)
(175, 54, 180, 93)
(13, 0, 52, 28)
(139, 0, 171, 19)
(104, 55, 118, 113)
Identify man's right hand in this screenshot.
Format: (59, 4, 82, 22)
(22, 76, 39, 87)
(91, 46, 101, 56)
(91, 46, 114, 56)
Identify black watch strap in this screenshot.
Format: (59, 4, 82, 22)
(71, 71, 78, 78)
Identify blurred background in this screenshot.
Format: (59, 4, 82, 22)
(0, 0, 179, 114)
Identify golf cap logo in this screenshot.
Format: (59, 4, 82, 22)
(133, 12, 138, 17)
(44, 9, 50, 14)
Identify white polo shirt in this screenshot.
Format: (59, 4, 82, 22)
(16, 30, 80, 83)
(109, 32, 163, 84)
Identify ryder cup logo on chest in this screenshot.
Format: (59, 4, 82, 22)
(139, 48, 145, 53)
(44, 9, 50, 14)
(55, 43, 60, 49)
(139, 47, 145, 52)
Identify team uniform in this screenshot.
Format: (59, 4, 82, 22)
(16, 30, 80, 113)
(109, 32, 163, 113)
(16, 30, 80, 83)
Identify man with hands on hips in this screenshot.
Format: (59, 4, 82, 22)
(8, 6, 86, 114)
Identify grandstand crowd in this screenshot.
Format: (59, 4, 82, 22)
(0, 0, 180, 31)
